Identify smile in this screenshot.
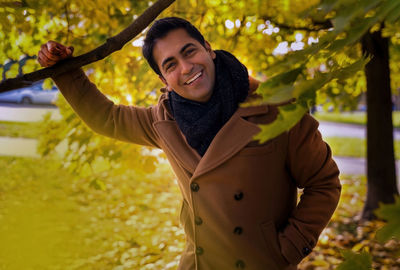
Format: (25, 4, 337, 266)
(184, 71, 203, 85)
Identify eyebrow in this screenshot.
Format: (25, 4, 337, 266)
(161, 43, 196, 71)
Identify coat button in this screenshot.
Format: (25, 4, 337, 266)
(234, 192, 243, 200)
(196, 246, 204, 255)
(195, 216, 203, 225)
(233, 226, 243, 235)
(191, 182, 200, 192)
(302, 247, 311, 256)
(235, 260, 245, 269)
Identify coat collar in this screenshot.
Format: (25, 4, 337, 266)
(153, 77, 268, 178)
(157, 76, 265, 119)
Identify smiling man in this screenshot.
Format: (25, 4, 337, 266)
(38, 17, 341, 270)
(153, 28, 216, 102)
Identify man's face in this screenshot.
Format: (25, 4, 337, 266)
(153, 28, 216, 103)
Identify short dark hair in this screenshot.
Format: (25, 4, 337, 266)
(142, 17, 206, 76)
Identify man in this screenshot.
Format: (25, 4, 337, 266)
(38, 17, 341, 270)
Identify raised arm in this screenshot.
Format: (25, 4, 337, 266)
(38, 41, 160, 148)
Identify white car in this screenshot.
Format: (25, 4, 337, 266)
(0, 81, 59, 105)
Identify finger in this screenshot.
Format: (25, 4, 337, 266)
(37, 52, 46, 67)
(38, 56, 49, 67)
(48, 41, 73, 59)
(47, 40, 65, 53)
(38, 51, 56, 67)
(38, 51, 50, 67)
(66, 46, 74, 57)
(41, 43, 62, 61)
(59, 45, 74, 58)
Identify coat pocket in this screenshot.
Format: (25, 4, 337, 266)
(179, 199, 193, 237)
(179, 199, 189, 224)
(260, 221, 289, 268)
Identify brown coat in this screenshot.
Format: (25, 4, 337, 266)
(53, 69, 341, 270)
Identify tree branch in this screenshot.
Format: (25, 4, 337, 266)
(0, 0, 176, 92)
(0, 1, 24, 8)
(261, 16, 333, 32)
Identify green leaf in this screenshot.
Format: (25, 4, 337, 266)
(263, 31, 335, 78)
(374, 196, 400, 242)
(375, 0, 400, 21)
(332, 5, 364, 32)
(332, 57, 370, 80)
(361, 0, 384, 13)
(385, 2, 400, 23)
(319, 0, 338, 13)
(253, 103, 308, 143)
(264, 42, 324, 77)
(327, 17, 377, 52)
(336, 249, 372, 270)
(294, 72, 332, 99)
(89, 178, 106, 190)
(256, 67, 303, 104)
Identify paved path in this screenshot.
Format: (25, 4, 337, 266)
(2, 104, 399, 139)
(0, 137, 66, 158)
(0, 136, 395, 175)
(318, 121, 400, 139)
(0, 137, 39, 157)
(0, 103, 61, 122)
(334, 156, 400, 175)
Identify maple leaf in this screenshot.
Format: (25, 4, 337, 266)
(375, 196, 400, 242)
(336, 249, 372, 270)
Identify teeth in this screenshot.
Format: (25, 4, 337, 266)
(185, 72, 202, 85)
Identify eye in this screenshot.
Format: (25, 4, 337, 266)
(165, 62, 176, 72)
(185, 48, 196, 56)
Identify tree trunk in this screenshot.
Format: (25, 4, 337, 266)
(361, 28, 399, 220)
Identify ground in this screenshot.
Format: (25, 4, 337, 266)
(1, 156, 399, 269)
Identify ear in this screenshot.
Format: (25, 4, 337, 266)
(205, 41, 216, 59)
(159, 75, 172, 92)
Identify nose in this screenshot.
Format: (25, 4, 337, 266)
(180, 59, 194, 75)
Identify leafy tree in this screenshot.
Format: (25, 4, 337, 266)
(2, 0, 400, 268)
(1, 0, 400, 252)
(249, 0, 400, 220)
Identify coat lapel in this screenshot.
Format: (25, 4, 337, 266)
(191, 105, 269, 181)
(153, 80, 269, 179)
(153, 120, 201, 174)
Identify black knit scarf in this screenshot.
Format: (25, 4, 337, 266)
(168, 50, 249, 156)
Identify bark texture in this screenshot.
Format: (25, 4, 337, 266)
(361, 28, 399, 220)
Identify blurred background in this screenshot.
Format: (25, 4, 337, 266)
(1, 0, 400, 269)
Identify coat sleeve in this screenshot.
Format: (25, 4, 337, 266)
(52, 69, 160, 148)
(279, 113, 341, 265)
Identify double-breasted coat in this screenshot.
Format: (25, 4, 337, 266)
(53, 69, 341, 270)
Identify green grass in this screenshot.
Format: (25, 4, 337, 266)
(314, 111, 400, 128)
(0, 120, 43, 138)
(0, 156, 184, 270)
(325, 136, 400, 159)
(1, 157, 397, 269)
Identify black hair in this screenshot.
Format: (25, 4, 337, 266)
(142, 17, 206, 76)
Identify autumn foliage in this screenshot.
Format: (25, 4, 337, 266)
(1, 0, 400, 269)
